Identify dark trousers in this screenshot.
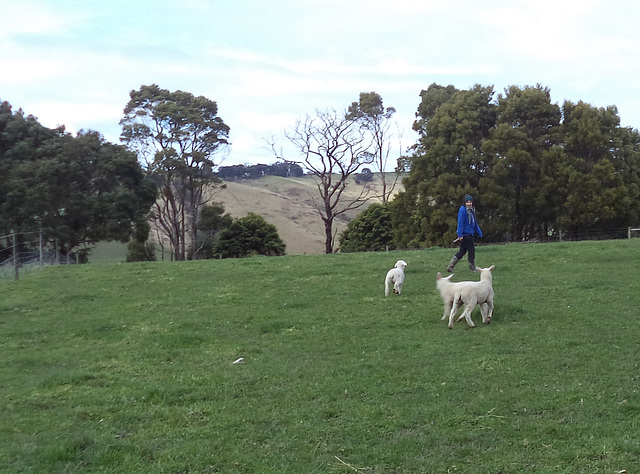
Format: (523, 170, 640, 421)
(455, 235, 475, 264)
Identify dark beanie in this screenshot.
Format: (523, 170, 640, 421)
(464, 194, 474, 203)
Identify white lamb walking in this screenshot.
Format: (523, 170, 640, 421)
(385, 260, 408, 297)
(436, 265, 495, 329)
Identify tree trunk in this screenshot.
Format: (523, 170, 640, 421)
(324, 219, 334, 254)
(381, 172, 388, 203)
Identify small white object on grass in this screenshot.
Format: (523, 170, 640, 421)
(384, 259, 408, 297)
(233, 357, 244, 364)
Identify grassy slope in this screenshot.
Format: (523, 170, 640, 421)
(1, 241, 639, 473)
(210, 174, 404, 255)
(86, 174, 403, 262)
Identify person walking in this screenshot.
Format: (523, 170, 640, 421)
(447, 194, 483, 272)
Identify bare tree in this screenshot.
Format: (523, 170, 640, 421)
(285, 109, 374, 253)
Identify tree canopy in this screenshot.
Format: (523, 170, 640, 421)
(120, 84, 230, 260)
(392, 83, 640, 247)
(213, 212, 286, 258)
(216, 162, 304, 181)
(193, 203, 233, 259)
(339, 202, 395, 253)
(347, 92, 400, 201)
(0, 100, 156, 259)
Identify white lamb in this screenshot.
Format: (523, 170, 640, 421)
(436, 265, 495, 329)
(436, 272, 458, 321)
(385, 260, 408, 297)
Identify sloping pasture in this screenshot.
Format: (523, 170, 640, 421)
(1, 241, 639, 472)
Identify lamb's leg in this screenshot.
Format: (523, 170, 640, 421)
(463, 304, 476, 328)
(480, 303, 489, 324)
(448, 298, 462, 329)
(486, 298, 494, 323)
(441, 299, 452, 320)
(462, 296, 477, 328)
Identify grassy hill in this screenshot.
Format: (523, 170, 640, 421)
(210, 173, 404, 255)
(2, 240, 639, 472)
(88, 173, 403, 262)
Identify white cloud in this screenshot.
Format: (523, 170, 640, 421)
(1, 0, 640, 168)
(1, 2, 81, 37)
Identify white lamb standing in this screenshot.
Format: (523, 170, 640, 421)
(436, 265, 495, 329)
(436, 272, 459, 321)
(385, 260, 408, 297)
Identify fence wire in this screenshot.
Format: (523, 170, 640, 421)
(2, 226, 640, 281)
(0, 231, 73, 280)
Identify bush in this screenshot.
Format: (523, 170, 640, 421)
(192, 204, 233, 259)
(355, 168, 374, 184)
(213, 212, 286, 258)
(340, 203, 395, 252)
(339, 202, 395, 252)
(126, 240, 157, 262)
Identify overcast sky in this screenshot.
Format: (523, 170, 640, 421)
(2, 0, 639, 168)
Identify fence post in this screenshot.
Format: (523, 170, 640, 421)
(629, 227, 632, 239)
(12, 230, 19, 280)
(39, 231, 44, 265)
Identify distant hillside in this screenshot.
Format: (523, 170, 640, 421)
(208, 173, 404, 255)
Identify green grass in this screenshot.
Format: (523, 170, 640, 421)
(1, 241, 639, 473)
(89, 241, 128, 264)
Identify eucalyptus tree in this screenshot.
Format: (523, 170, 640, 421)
(347, 92, 399, 201)
(120, 84, 230, 260)
(285, 108, 374, 253)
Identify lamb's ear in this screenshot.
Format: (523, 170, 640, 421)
(489, 265, 495, 271)
(445, 274, 454, 280)
(437, 272, 442, 279)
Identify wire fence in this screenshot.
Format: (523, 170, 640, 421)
(566, 226, 640, 241)
(0, 231, 78, 281)
(2, 226, 640, 281)
(538, 226, 640, 243)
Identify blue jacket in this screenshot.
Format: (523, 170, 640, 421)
(457, 205, 482, 238)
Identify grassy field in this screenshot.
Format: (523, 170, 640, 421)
(89, 241, 128, 264)
(1, 240, 639, 473)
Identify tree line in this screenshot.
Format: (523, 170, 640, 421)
(341, 84, 640, 251)
(0, 101, 156, 262)
(1, 86, 285, 262)
(3, 82, 639, 260)
(389, 83, 640, 248)
(216, 162, 304, 181)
